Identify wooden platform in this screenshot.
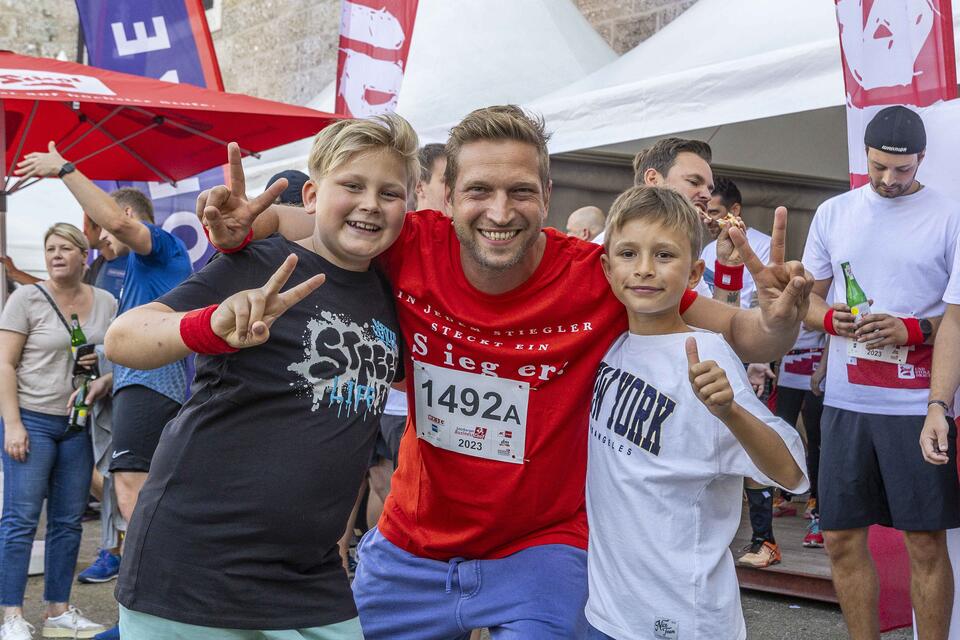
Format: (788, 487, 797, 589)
(730, 499, 837, 603)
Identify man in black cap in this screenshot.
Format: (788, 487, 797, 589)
(802, 105, 960, 639)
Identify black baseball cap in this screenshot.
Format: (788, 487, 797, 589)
(266, 169, 309, 205)
(864, 106, 926, 154)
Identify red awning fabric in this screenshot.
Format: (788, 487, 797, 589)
(0, 50, 341, 185)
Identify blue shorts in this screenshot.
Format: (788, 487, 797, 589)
(353, 527, 587, 640)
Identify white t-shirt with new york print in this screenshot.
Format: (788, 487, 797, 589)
(802, 183, 960, 416)
(585, 330, 808, 640)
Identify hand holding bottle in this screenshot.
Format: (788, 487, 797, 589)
(210, 254, 325, 348)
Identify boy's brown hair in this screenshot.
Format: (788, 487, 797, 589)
(444, 105, 551, 194)
(604, 186, 703, 260)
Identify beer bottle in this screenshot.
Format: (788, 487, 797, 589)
(841, 261, 871, 324)
(67, 380, 89, 433)
(69, 313, 87, 358)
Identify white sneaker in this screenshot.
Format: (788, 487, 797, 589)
(41, 607, 105, 639)
(1, 615, 35, 640)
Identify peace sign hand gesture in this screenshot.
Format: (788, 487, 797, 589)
(729, 207, 814, 334)
(210, 254, 325, 348)
(197, 142, 289, 250)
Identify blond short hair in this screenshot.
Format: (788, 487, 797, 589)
(307, 114, 420, 192)
(43, 223, 89, 254)
(604, 186, 703, 260)
(444, 105, 551, 194)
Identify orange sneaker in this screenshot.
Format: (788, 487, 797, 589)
(804, 497, 817, 519)
(736, 540, 782, 568)
(772, 495, 797, 518)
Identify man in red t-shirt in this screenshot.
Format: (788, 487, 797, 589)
(198, 106, 812, 639)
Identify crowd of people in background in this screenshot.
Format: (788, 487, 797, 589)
(0, 103, 954, 640)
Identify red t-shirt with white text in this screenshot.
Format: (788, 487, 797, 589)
(378, 211, 695, 560)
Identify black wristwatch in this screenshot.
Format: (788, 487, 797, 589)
(57, 162, 76, 179)
(920, 318, 933, 342)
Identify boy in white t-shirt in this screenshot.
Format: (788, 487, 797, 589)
(585, 185, 808, 640)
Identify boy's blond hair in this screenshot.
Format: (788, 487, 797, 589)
(444, 105, 551, 194)
(604, 186, 703, 260)
(44, 222, 89, 253)
(307, 114, 420, 192)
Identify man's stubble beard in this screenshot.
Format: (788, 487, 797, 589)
(453, 219, 541, 273)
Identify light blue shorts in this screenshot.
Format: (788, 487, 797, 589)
(119, 605, 363, 640)
(352, 527, 588, 640)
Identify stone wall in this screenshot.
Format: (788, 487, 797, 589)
(0, 0, 698, 103)
(572, 0, 698, 54)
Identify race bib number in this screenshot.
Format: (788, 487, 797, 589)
(413, 360, 529, 465)
(846, 338, 908, 365)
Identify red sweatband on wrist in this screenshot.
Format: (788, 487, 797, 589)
(713, 260, 744, 291)
(902, 317, 924, 346)
(823, 308, 839, 336)
(180, 305, 238, 355)
(680, 289, 698, 314)
(202, 224, 253, 254)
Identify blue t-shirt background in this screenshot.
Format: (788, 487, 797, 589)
(94, 254, 128, 301)
(114, 223, 192, 404)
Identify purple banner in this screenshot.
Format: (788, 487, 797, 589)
(75, 0, 224, 269)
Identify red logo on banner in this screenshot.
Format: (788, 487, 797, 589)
(837, 0, 957, 108)
(335, 0, 420, 118)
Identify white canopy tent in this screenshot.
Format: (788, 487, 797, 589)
(419, 0, 960, 184)
(239, 0, 617, 190)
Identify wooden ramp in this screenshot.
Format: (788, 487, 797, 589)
(730, 501, 837, 603)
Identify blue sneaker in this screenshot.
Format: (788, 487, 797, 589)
(94, 624, 120, 640)
(78, 548, 121, 583)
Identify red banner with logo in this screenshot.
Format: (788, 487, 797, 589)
(835, 0, 956, 186)
(335, 0, 420, 117)
(833, 1, 956, 633)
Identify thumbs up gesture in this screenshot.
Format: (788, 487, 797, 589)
(686, 336, 735, 418)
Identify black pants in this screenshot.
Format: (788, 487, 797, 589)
(774, 386, 823, 501)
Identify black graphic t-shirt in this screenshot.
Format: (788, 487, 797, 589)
(115, 235, 401, 629)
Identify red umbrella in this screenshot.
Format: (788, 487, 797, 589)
(0, 50, 341, 303)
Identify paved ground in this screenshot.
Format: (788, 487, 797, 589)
(18, 518, 915, 638)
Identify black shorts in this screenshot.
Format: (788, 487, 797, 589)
(370, 414, 406, 467)
(819, 406, 960, 531)
(108, 385, 181, 473)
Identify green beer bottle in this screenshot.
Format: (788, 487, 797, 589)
(67, 380, 89, 433)
(69, 313, 87, 358)
(841, 261, 871, 324)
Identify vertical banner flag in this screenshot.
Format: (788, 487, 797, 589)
(835, 0, 956, 187)
(75, 0, 225, 269)
(335, 0, 420, 117)
(833, 0, 956, 634)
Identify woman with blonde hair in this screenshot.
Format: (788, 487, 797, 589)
(0, 223, 116, 640)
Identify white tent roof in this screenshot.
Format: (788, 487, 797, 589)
(511, 0, 960, 182)
(241, 0, 616, 189)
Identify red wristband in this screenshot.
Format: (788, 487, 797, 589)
(901, 317, 924, 346)
(823, 308, 839, 336)
(714, 260, 744, 291)
(180, 305, 238, 355)
(202, 224, 253, 254)
(680, 289, 698, 314)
